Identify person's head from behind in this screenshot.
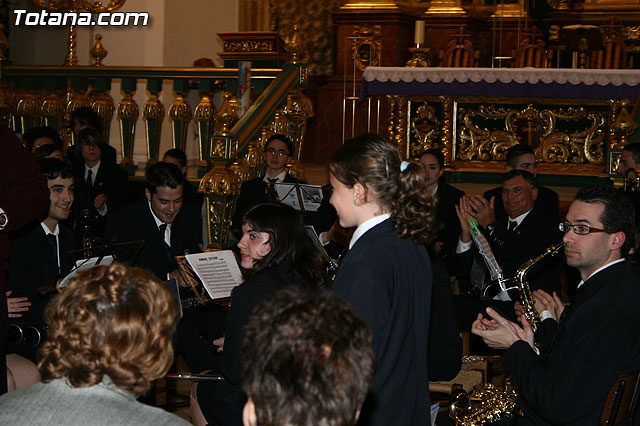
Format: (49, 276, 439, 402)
(77, 127, 102, 167)
(505, 144, 538, 177)
(33, 143, 64, 162)
(501, 170, 538, 219)
(329, 133, 435, 244)
(242, 287, 374, 426)
(71, 106, 103, 135)
(23, 126, 63, 153)
(618, 143, 640, 175)
(162, 148, 188, 176)
(562, 185, 635, 279)
(238, 203, 306, 270)
(39, 158, 75, 224)
(418, 148, 445, 191)
(263, 134, 293, 177)
(38, 263, 178, 397)
(145, 162, 185, 224)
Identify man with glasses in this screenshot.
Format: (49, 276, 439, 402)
(231, 134, 305, 238)
(472, 184, 640, 425)
(456, 170, 562, 299)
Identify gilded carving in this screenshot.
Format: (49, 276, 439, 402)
(116, 90, 139, 166)
(224, 40, 275, 53)
(351, 25, 382, 71)
(200, 163, 242, 249)
(215, 92, 238, 137)
(195, 92, 216, 169)
(456, 103, 606, 165)
(143, 91, 164, 164)
(410, 103, 440, 156)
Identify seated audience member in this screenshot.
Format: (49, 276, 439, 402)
(69, 106, 117, 165)
(472, 185, 640, 425)
(33, 143, 64, 162)
(241, 287, 374, 426)
(418, 148, 464, 261)
(0, 263, 189, 425)
(231, 134, 305, 237)
(454, 170, 562, 329)
(190, 203, 327, 426)
(22, 126, 63, 153)
(617, 142, 640, 175)
(484, 144, 559, 223)
(6, 158, 75, 362)
(162, 148, 204, 208)
(72, 127, 128, 242)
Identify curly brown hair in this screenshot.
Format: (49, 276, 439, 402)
(329, 133, 436, 244)
(38, 263, 178, 396)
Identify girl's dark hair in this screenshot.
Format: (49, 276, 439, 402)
(329, 133, 436, 244)
(242, 203, 327, 289)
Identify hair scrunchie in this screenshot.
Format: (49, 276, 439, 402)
(400, 160, 410, 172)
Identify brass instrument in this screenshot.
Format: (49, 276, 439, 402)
(8, 323, 48, 347)
(480, 241, 565, 333)
(623, 168, 640, 192)
(449, 242, 565, 425)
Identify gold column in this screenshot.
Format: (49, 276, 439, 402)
(40, 91, 66, 132)
(194, 89, 217, 175)
(143, 90, 164, 165)
(199, 163, 242, 249)
(169, 85, 192, 152)
(116, 83, 139, 171)
(90, 91, 115, 144)
(16, 90, 41, 133)
(64, 87, 90, 152)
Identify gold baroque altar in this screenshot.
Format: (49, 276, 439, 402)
(361, 67, 640, 178)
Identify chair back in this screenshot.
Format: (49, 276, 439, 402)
(439, 27, 480, 68)
(600, 372, 640, 425)
(590, 17, 629, 69)
(512, 27, 553, 68)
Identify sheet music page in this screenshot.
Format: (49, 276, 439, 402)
(274, 182, 301, 210)
(299, 184, 323, 212)
(185, 250, 243, 300)
(57, 255, 115, 290)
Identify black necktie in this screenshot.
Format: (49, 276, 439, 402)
(47, 234, 58, 270)
(159, 224, 177, 269)
(508, 220, 518, 231)
(86, 169, 93, 196)
(267, 178, 280, 202)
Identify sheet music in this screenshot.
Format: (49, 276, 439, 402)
(184, 250, 243, 300)
(274, 183, 323, 212)
(57, 255, 115, 290)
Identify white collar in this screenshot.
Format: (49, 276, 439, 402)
(85, 161, 101, 178)
(263, 170, 287, 183)
(577, 258, 625, 288)
(147, 200, 171, 230)
(349, 213, 391, 249)
(432, 184, 439, 196)
(41, 222, 59, 236)
(508, 208, 532, 228)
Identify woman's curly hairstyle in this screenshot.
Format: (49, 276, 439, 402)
(38, 263, 178, 396)
(329, 133, 436, 244)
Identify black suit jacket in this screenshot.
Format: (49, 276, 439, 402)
(73, 161, 128, 240)
(504, 261, 640, 425)
(105, 198, 202, 279)
(455, 204, 563, 295)
(435, 183, 465, 260)
(231, 173, 304, 236)
(7, 222, 74, 327)
(332, 220, 432, 426)
(484, 184, 559, 224)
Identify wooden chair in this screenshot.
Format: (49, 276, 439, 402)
(590, 17, 630, 69)
(512, 27, 553, 68)
(600, 372, 640, 425)
(439, 27, 480, 68)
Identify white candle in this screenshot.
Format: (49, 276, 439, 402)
(414, 20, 425, 46)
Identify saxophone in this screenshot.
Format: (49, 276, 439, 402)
(449, 241, 565, 426)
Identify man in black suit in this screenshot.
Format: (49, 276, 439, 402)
(105, 162, 201, 281)
(162, 148, 204, 209)
(454, 170, 562, 329)
(473, 185, 640, 425)
(231, 134, 305, 237)
(418, 148, 464, 261)
(484, 144, 559, 223)
(69, 106, 117, 165)
(7, 158, 76, 362)
(72, 127, 128, 244)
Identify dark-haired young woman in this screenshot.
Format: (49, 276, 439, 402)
(191, 203, 327, 426)
(329, 133, 436, 426)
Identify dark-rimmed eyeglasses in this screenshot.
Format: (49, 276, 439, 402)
(266, 148, 289, 157)
(559, 221, 617, 235)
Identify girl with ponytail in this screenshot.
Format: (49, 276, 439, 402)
(329, 133, 436, 426)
